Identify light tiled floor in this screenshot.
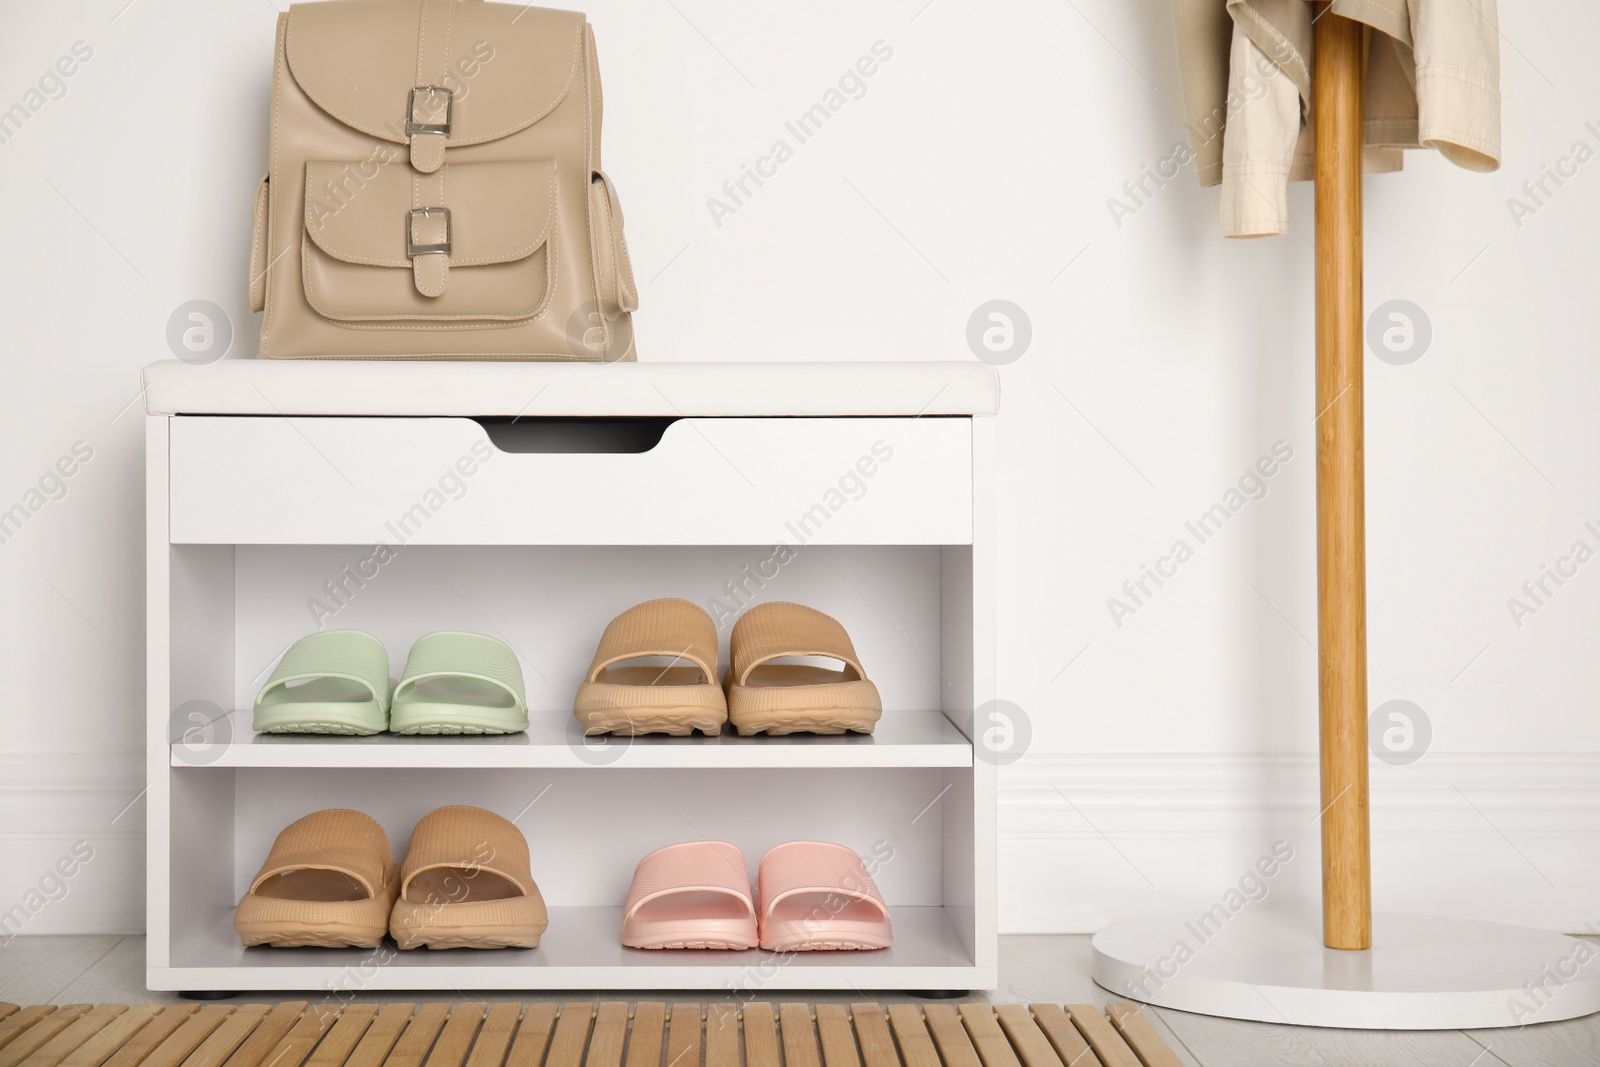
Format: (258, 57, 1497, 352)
(2, 935, 1596, 1066)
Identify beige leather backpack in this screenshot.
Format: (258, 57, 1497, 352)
(251, 0, 638, 361)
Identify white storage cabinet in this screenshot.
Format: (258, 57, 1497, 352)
(144, 360, 998, 994)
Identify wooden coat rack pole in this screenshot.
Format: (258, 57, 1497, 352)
(1311, 9, 1372, 951)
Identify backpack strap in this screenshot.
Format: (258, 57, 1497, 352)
(408, 0, 456, 174)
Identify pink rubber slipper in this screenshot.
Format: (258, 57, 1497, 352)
(620, 841, 758, 950)
(757, 841, 892, 952)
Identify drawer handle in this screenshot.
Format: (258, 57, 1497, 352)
(473, 416, 677, 455)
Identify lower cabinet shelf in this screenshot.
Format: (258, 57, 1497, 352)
(158, 906, 985, 992)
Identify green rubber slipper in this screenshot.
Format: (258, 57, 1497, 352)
(253, 630, 392, 736)
(389, 631, 529, 736)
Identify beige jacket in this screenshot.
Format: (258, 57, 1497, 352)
(1173, 0, 1502, 237)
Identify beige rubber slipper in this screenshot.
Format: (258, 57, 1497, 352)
(234, 809, 398, 949)
(726, 602, 883, 736)
(389, 805, 548, 950)
(573, 598, 728, 736)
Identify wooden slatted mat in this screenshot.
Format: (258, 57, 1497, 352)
(0, 1003, 1184, 1067)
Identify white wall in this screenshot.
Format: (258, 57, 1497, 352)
(2, 0, 1598, 937)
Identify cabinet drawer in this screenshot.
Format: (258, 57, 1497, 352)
(168, 416, 972, 545)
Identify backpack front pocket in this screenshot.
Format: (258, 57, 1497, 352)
(301, 157, 557, 325)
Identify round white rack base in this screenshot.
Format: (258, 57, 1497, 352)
(1092, 911, 1600, 1030)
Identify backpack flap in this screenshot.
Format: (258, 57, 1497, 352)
(283, 1, 585, 157)
(303, 157, 557, 322)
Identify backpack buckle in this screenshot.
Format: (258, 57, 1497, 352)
(406, 86, 453, 135)
(406, 207, 452, 256)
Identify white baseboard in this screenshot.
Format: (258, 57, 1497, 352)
(999, 752, 1600, 934)
(6, 752, 1599, 937)
(0, 754, 145, 938)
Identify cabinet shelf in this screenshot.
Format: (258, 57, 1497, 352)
(175, 711, 975, 769)
(161, 906, 979, 992)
